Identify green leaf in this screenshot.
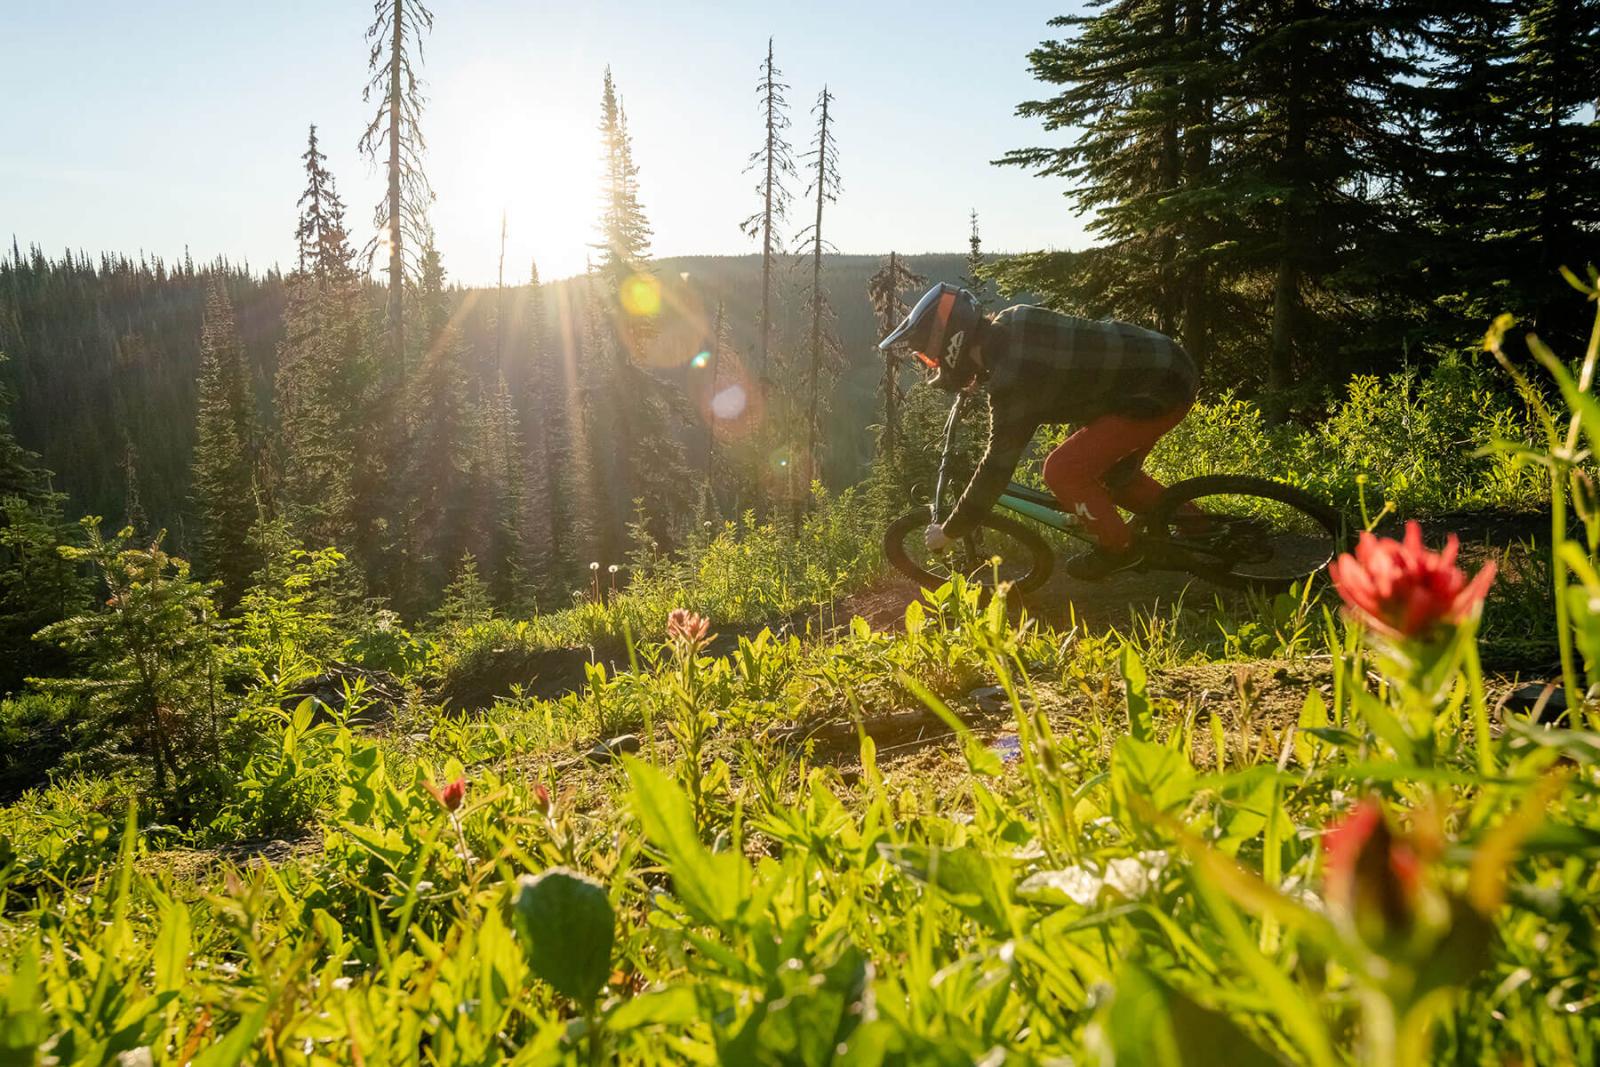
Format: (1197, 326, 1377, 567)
(192, 1002, 271, 1067)
(153, 899, 191, 996)
(1121, 644, 1153, 742)
(876, 843, 1014, 935)
(622, 757, 748, 926)
(0, 939, 44, 1057)
(1093, 962, 1286, 1066)
(511, 868, 615, 1005)
(605, 986, 700, 1031)
(1112, 737, 1194, 824)
(1293, 689, 1328, 768)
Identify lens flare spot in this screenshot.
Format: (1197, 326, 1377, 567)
(691, 350, 711, 369)
(619, 273, 661, 318)
(711, 384, 746, 420)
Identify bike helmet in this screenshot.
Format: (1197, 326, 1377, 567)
(878, 282, 984, 390)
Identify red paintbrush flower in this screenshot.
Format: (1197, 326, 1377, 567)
(426, 775, 467, 813)
(1324, 797, 1422, 946)
(1329, 521, 1496, 641)
(667, 608, 712, 647)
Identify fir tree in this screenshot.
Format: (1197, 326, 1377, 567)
(796, 87, 842, 507)
(191, 281, 257, 604)
(960, 211, 989, 308)
(296, 124, 355, 277)
(398, 237, 474, 612)
(277, 130, 373, 566)
(38, 521, 230, 817)
(360, 0, 435, 386)
(866, 252, 927, 481)
(741, 39, 797, 381)
(593, 69, 653, 287)
(0, 353, 85, 692)
(476, 372, 532, 608)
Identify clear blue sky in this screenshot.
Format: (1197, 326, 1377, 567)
(2, 1, 1087, 284)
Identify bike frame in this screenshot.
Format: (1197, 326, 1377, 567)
(929, 393, 1087, 538)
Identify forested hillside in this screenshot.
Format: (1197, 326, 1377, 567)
(0, 249, 967, 552)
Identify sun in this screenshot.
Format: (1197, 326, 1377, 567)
(436, 73, 600, 281)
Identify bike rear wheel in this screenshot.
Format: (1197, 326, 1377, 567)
(884, 510, 1054, 595)
(1143, 475, 1347, 591)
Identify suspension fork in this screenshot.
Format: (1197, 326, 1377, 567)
(929, 391, 972, 523)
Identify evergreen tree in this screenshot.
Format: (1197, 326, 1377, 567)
(0, 353, 84, 692)
(360, 0, 435, 386)
(796, 87, 842, 507)
(593, 69, 653, 289)
(477, 371, 532, 608)
(191, 281, 257, 604)
(1230, 0, 1425, 402)
(37, 521, 230, 818)
(959, 210, 989, 308)
(277, 129, 374, 568)
(867, 252, 927, 482)
(296, 124, 355, 277)
(586, 71, 691, 556)
(1420, 1, 1600, 346)
(741, 39, 798, 382)
(398, 237, 474, 613)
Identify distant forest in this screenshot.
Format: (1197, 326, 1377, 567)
(0, 248, 970, 542)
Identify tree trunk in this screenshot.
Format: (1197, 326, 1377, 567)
(1156, 0, 1182, 335)
(1267, 0, 1306, 416)
(882, 251, 901, 471)
(706, 301, 723, 497)
(804, 95, 829, 520)
(387, 0, 405, 385)
(1178, 0, 1215, 371)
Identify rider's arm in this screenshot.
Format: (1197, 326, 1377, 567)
(940, 398, 1035, 539)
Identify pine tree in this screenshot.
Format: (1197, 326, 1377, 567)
(998, 2, 1206, 333)
(296, 124, 355, 277)
(277, 129, 373, 566)
(398, 237, 474, 612)
(796, 87, 842, 508)
(37, 522, 230, 815)
(477, 372, 531, 608)
(0, 353, 85, 692)
(741, 39, 798, 382)
(191, 281, 257, 605)
(960, 211, 989, 308)
(593, 69, 653, 288)
(360, 0, 435, 387)
(586, 71, 690, 556)
(1231, 0, 1424, 401)
(867, 252, 927, 481)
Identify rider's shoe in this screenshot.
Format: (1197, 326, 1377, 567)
(1065, 543, 1144, 581)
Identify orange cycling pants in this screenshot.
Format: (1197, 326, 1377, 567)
(1041, 403, 1192, 551)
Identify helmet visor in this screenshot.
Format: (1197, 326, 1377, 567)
(878, 283, 949, 350)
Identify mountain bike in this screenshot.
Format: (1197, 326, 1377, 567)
(885, 392, 1348, 595)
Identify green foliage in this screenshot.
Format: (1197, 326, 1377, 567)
(236, 512, 346, 675)
(1109, 354, 1543, 518)
(190, 282, 259, 605)
(0, 691, 85, 801)
(34, 521, 231, 817)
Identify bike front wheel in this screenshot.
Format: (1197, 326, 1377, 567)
(1143, 475, 1348, 591)
(884, 510, 1055, 596)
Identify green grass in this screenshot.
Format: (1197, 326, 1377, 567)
(3, 573, 1599, 1064)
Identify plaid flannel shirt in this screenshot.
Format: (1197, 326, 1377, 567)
(942, 305, 1198, 537)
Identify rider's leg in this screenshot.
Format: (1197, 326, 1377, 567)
(1103, 402, 1194, 516)
(1042, 404, 1191, 552)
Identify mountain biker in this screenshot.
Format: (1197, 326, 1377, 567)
(879, 283, 1199, 581)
